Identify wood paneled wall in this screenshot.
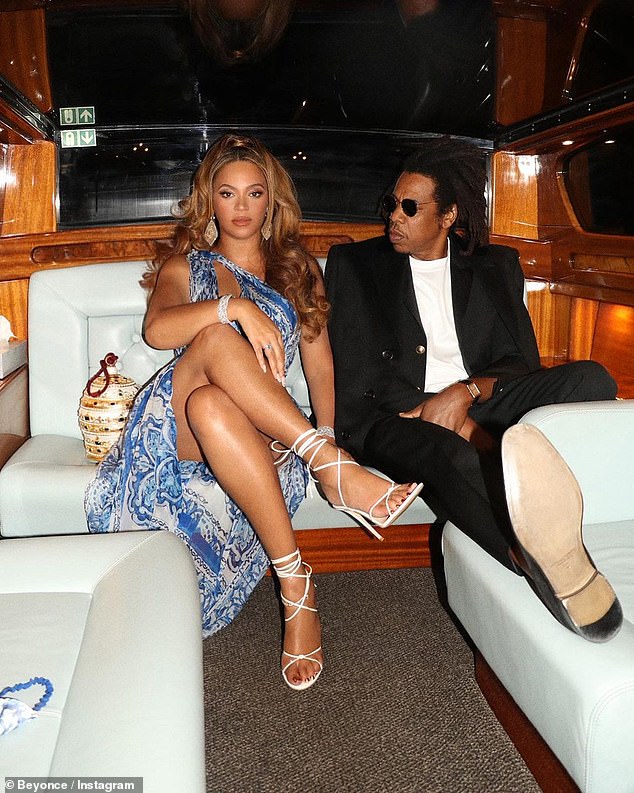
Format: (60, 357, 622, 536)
(488, 0, 634, 396)
(494, 14, 548, 126)
(0, 138, 57, 339)
(490, 95, 634, 397)
(491, 153, 540, 240)
(1, 141, 56, 237)
(0, 9, 52, 113)
(492, 0, 600, 125)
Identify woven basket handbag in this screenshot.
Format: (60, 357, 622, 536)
(78, 352, 139, 462)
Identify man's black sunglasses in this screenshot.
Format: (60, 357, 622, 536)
(381, 194, 437, 218)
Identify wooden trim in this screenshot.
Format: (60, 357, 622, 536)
(551, 279, 634, 308)
(494, 15, 547, 126)
(0, 146, 4, 223)
(0, 278, 28, 341)
(475, 652, 580, 793)
(0, 223, 174, 280)
(301, 221, 382, 257)
(0, 220, 383, 281)
(491, 152, 540, 240)
(0, 99, 46, 143)
(293, 522, 431, 574)
(498, 100, 634, 156)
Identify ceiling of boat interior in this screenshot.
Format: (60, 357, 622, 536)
(43, 0, 496, 138)
(3, 0, 633, 226)
(41, 0, 498, 225)
(5, 0, 634, 138)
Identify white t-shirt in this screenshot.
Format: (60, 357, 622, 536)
(409, 244, 468, 392)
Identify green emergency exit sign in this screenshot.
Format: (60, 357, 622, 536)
(60, 129, 97, 148)
(59, 106, 95, 126)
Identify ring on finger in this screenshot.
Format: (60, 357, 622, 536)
(263, 343, 273, 351)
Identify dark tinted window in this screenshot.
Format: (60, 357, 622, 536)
(46, 2, 494, 227)
(571, 0, 634, 101)
(58, 127, 490, 227)
(565, 125, 634, 235)
(46, 3, 494, 134)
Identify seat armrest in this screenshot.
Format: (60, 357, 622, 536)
(519, 400, 634, 524)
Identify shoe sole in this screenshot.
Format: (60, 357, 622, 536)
(502, 424, 621, 641)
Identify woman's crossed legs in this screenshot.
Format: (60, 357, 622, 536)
(171, 324, 417, 688)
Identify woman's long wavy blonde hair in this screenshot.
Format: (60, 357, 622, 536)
(147, 133, 328, 340)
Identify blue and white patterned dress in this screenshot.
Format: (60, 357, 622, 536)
(85, 250, 309, 636)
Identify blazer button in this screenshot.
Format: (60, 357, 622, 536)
(381, 349, 394, 360)
(363, 389, 375, 399)
(416, 345, 425, 354)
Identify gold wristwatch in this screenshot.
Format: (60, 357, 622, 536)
(461, 378, 482, 403)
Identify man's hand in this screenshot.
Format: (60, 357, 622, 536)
(399, 381, 499, 452)
(399, 382, 472, 433)
(457, 415, 499, 453)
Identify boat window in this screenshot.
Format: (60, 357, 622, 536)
(569, 0, 634, 102)
(564, 124, 634, 236)
(46, 2, 494, 134)
(56, 127, 493, 228)
(45, 1, 494, 227)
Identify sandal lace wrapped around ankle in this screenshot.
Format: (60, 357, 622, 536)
(272, 428, 423, 541)
(271, 549, 323, 692)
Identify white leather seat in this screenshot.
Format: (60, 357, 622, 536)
(443, 400, 634, 793)
(0, 260, 436, 537)
(0, 530, 206, 792)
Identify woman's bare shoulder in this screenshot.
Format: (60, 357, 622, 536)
(150, 252, 193, 304)
(162, 251, 191, 271)
(154, 252, 191, 283)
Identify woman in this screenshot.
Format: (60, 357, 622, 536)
(86, 133, 422, 691)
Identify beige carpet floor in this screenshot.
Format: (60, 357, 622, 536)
(203, 566, 540, 793)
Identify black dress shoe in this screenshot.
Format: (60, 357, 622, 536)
(502, 424, 622, 643)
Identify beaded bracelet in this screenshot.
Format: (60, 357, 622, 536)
(316, 425, 335, 439)
(0, 677, 54, 711)
(217, 294, 232, 325)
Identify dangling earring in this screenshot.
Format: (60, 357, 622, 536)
(204, 215, 218, 246)
(261, 211, 272, 241)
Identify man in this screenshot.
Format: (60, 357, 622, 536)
(325, 137, 622, 642)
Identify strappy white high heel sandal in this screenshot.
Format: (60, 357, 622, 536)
(271, 549, 323, 692)
(274, 428, 423, 541)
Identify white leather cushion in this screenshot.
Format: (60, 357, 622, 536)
(0, 433, 436, 536)
(28, 261, 172, 439)
(0, 436, 94, 536)
(0, 531, 205, 792)
(444, 519, 634, 793)
(28, 259, 314, 442)
(444, 399, 634, 793)
(518, 401, 634, 524)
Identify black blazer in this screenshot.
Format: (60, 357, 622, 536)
(324, 234, 541, 460)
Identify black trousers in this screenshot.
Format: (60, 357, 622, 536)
(363, 361, 618, 571)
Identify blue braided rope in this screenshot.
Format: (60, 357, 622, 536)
(0, 677, 54, 711)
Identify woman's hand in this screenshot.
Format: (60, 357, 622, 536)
(230, 298, 286, 384)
